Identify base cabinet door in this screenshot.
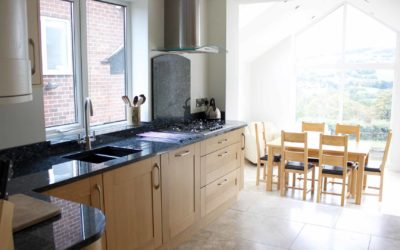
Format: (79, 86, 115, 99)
(103, 157, 162, 250)
(161, 143, 200, 243)
(45, 175, 106, 249)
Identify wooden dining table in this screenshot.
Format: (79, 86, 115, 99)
(265, 133, 370, 205)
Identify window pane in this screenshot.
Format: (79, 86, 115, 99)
(345, 5, 396, 64)
(296, 69, 341, 123)
(296, 6, 343, 65)
(343, 69, 393, 136)
(41, 0, 77, 128)
(86, 0, 126, 125)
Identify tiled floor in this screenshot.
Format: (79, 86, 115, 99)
(177, 161, 400, 250)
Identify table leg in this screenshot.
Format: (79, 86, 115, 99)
(266, 145, 274, 191)
(355, 155, 365, 205)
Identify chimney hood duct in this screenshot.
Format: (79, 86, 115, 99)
(162, 0, 219, 53)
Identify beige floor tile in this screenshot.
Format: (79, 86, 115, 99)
(176, 162, 400, 249)
(290, 224, 370, 250)
(369, 236, 400, 250)
(206, 210, 304, 249)
(335, 209, 400, 239)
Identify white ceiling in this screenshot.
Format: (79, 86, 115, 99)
(239, 0, 400, 63)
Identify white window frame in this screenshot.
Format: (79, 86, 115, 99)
(294, 3, 397, 123)
(45, 0, 132, 139)
(40, 16, 73, 75)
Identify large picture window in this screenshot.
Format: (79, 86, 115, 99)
(295, 4, 396, 151)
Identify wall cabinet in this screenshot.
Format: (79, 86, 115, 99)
(27, 0, 42, 85)
(161, 143, 201, 243)
(103, 156, 162, 250)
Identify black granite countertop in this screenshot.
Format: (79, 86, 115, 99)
(5, 121, 246, 250)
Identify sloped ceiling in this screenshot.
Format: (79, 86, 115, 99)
(239, 0, 400, 63)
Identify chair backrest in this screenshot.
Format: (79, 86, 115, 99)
(254, 122, 267, 158)
(302, 121, 325, 133)
(319, 134, 348, 176)
(335, 123, 361, 142)
(281, 131, 308, 171)
(380, 130, 393, 171)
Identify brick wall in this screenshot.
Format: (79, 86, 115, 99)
(41, 0, 126, 128)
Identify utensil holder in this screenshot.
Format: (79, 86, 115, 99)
(128, 106, 141, 126)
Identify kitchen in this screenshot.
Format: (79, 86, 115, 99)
(0, 0, 246, 249)
(0, 0, 400, 249)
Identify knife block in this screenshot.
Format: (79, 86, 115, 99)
(0, 200, 14, 250)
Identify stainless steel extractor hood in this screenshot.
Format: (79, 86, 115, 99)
(161, 0, 219, 54)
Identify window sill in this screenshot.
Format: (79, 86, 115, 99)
(47, 121, 149, 145)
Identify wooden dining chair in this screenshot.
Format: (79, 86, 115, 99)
(328, 123, 360, 189)
(255, 123, 281, 187)
(280, 131, 315, 200)
(302, 121, 325, 133)
(363, 130, 392, 201)
(317, 134, 354, 206)
(335, 123, 361, 142)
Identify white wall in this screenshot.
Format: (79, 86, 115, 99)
(0, 85, 45, 149)
(207, 0, 227, 112)
(226, 0, 239, 120)
(248, 37, 296, 130)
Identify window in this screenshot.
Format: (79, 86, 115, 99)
(295, 4, 396, 154)
(41, 16, 73, 75)
(40, 0, 130, 133)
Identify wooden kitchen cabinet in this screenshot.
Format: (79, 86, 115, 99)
(161, 143, 201, 243)
(45, 174, 104, 210)
(103, 156, 162, 250)
(26, 0, 43, 85)
(44, 174, 106, 249)
(199, 129, 245, 217)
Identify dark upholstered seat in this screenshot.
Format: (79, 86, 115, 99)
(285, 161, 314, 171)
(364, 162, 381, 173)
(260, 154, 281, 162)
(321, 165, 351, 175)
(308, 157, 319, 164)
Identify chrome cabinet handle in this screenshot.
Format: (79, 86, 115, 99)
(217, 178, 228, 186)
(241, 133, 245, 150)
(175, 150, 190, 157)
(95, 184, 103, 212)
(153, 163, 160, 190)
(29, 38, 36, 75)
(218, 138, 228, 144)
(218, 151, 229, 157)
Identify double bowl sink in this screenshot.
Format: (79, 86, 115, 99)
(64, 146, 142, 164)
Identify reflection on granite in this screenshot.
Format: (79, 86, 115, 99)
(13, 195, 105, 250)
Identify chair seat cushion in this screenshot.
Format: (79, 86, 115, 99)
(347, 161, 358, 168)
(260, 154, 281, 162)
(308, 157, 319, 163)
(285, 161, 314, 171)
(322, 165, 351, 175)
(365, 163, 381, 173)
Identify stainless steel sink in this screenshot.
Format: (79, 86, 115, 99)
(63, 146, 142, 163)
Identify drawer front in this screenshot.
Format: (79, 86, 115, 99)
(201, 169, 239, 217)
(201, 130, 241, 156)
(201, 143, 240, 187)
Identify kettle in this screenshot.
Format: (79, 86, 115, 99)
(206, 98, 221, 120)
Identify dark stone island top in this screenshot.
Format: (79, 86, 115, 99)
(1, 121, 247, 250)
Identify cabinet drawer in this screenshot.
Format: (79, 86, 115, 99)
(201, 169, 239, 217)
(201, 130, 241, 156)
(201, 143, 240, 187)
